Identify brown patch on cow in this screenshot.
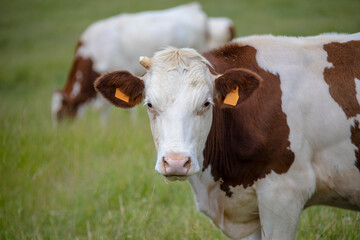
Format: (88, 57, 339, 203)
(228, 24, 235, 41)
(94, 71, 144, 109)
(56, 41, 100, 120)
(323, 41, 360, 118)
(323, 40, 360, 171)
(202, 43, 295, 196)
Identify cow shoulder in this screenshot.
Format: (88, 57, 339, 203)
(203, 42, 294, 196)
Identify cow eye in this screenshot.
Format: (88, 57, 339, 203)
(198, 100, 212, 115)
(144, 99, 156, 113)
(146, 102, 155, 112)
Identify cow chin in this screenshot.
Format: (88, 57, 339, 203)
(164, 175, 188, 181)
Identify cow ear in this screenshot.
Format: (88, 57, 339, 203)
(215, 68, 262, 107)
(94, 71, 144, 108)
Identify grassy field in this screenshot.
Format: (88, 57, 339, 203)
(1, 0, 360, 239)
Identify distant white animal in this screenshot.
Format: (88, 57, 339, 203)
(51, 3, 234, 124)
(207, 17, 235, 49)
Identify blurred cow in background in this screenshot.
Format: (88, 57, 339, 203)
(207, 17, 235, 50)
(51, 2, 235, 124)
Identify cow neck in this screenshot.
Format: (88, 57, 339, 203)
(202, 43, 295, 197)
(61, 41, 100, 116)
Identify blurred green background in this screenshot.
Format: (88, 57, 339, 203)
(1, 0, 359, 239)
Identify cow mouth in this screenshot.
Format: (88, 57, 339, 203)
(164, 175, 188, 181)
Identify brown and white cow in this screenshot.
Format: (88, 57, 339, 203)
(51, 3, 234, 124)
(94, 33, 360, 239)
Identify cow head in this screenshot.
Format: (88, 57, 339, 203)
(51, 89, 87, 126)
(95, 48, 262, 181)
(51, 91, 77, 123)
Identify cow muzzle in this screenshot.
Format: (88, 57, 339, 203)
(162, 154, 192, 179)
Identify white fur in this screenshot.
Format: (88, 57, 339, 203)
(207, 17, 234, 49)
(142, 48, 215, 176)
(51, 92, 63, 120)
(70, 81, 81, 98)
(355, 78, 360, 104)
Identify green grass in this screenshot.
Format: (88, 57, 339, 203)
(0, 0, 359, 239)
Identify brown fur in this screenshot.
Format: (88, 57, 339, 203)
(203, 43, 295, 196)
(56, 41, 100, 120)
(323, 40, 360, 171)
(94, 71, 144, 108)
(228, 24, 235, 41)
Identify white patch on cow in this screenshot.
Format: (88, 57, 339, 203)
(233, 33, 360, 238)
(189, 167, 217, 217)
(70, 81, 81, 99)
(207, 17, 234, 49)
(355, 78, 360, 105)
(350, 77, 360, 135)
(141, 48, 215, 177)
(188, 167, 260, 239)
(51, 92, 63, 118)
(76, 70, 83, 81)
(51, 91, 63, 126)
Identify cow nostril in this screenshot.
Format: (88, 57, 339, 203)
(183, 159, 191, 169)
(162, 155, 191, 175)
(162, 157, 169, 167)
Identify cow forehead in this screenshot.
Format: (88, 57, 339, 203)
(143, 48, 215, 107)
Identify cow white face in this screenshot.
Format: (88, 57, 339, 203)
(95, 48, 262, 181)
(141, 49, 216, 179)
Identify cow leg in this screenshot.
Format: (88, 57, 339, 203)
(257, 179, 306, 240)
(241, 229, 261, 240)
(257, 198, 303, 240)
(256, 149, 316, 239)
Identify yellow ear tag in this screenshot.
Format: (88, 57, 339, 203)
(223, 86, 239, 106)
(115, 88, 129, 103)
